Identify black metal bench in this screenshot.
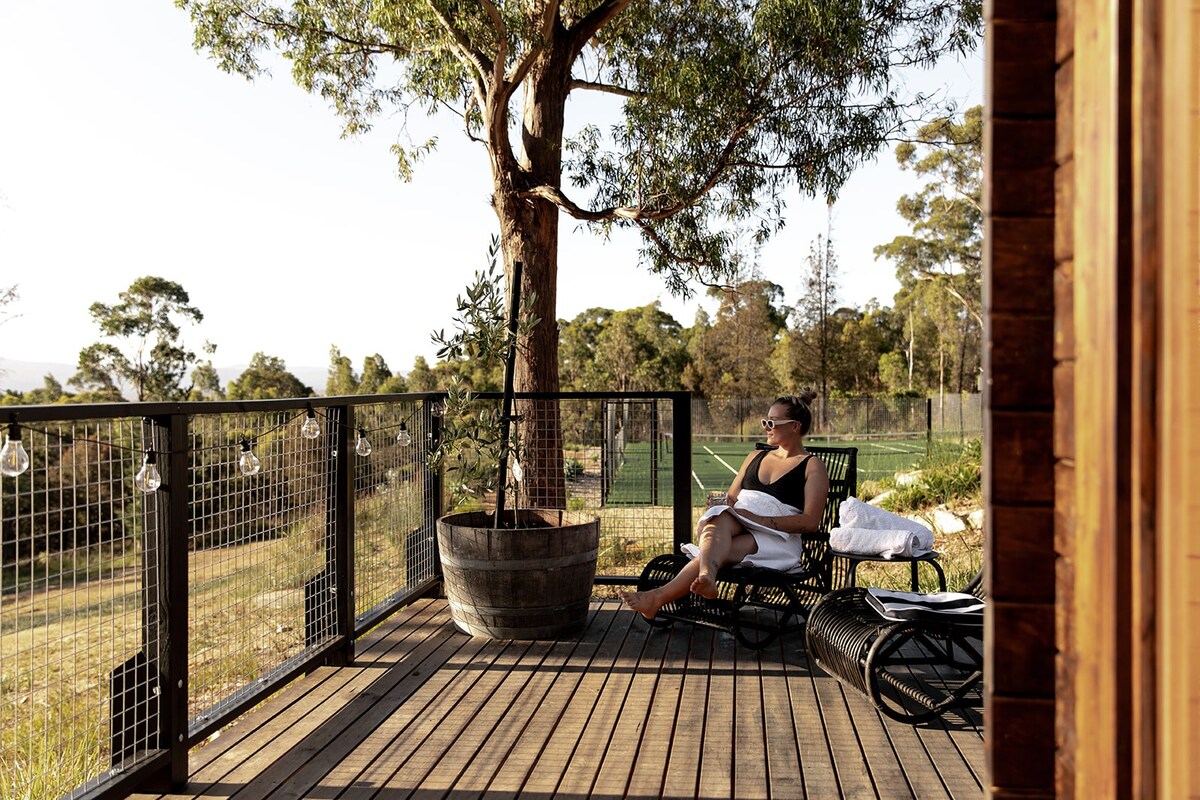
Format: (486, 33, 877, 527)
(633, 445, 858, 649)
(804, 569, 985, 724)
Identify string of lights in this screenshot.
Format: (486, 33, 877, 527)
(1, 399, 445, 488)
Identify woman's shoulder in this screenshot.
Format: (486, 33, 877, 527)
(804, 451, 831, 479)
(742, 448, 768, 464)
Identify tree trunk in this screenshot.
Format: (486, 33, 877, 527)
(488, 37, 572, 508)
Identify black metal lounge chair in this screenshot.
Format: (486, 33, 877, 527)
(633, 445, 858, 650)
(804, 568, 985, 724)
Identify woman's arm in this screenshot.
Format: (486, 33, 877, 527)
(723, 451, 758, 504)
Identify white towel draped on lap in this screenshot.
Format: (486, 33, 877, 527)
(696, 489, 799, 540)
(828, 497, 934, 558)
(682, 489, 802, 562)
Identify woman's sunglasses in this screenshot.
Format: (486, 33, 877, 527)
(760, 418, 800, 430)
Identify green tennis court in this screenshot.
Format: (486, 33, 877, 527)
(602, 436, 931, 506)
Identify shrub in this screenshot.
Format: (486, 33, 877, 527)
(880, 437, 981, 513)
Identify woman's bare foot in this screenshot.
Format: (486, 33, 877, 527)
(618, 588, 664, 619)
(690, 561, 720, 599)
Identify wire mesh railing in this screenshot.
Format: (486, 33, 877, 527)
(0, 395, 445, 800)
(1, 416, 157, 800)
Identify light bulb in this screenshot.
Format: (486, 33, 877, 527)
(1, 423, 30, 477)
(511, 457, 524, 483)
(395, 422, 411, 447)
(430, 401, 445, 418)
(134, 449, 161, 493)
(355, 428, 372, 457)
(300, 409, 320, 439)
(238, 439, 261, 476)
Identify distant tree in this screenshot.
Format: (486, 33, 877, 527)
(189, 341, 225, 400)
(227, 352, 314, 400)
(326, 346, 359, 396)
(559, 308, 614, 391)
(790, 221, 840, 398)
(878, 350, 911, 394)
(681, 308, 713, 395)
(829, 302, 902, 394)
(692, 277, 788, 399)
(0, 375, 70, 406)
(0, 284, 19, 383)
(405, 356, 437, 393)
(359, 354, 393, 394)
(70, 276, 204, 401)
(591, 303, 689, 391)
(875, 105, 983, 384)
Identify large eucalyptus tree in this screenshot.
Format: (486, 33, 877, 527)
(178, 0, 980, 397)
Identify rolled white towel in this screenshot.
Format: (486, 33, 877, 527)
(838, 496, 931, 536)
(828, 526, 933, 558)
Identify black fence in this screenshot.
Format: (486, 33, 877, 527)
(691, 394, 982, 440)
(0, 392, 693, 800)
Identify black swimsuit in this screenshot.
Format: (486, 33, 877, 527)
(741, 450, 814, 507)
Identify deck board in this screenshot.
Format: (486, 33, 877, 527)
(130, 598, 984, 800)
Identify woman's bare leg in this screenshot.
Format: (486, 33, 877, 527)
(691, 511, 747, 598)
(618, 558, 703, 618)
(619, 516, 759, 618)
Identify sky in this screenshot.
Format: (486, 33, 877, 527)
(0, 1, 982, 380)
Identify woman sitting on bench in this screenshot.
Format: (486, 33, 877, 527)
(618, 391, 831, 619)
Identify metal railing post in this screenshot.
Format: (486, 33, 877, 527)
(162, 414, 189, 783)
(335, 404, 355, 664)
(326, 405, 354, 666)
(119, 414, 188, 789)
(422, 396, 444, 580)
(671, 392, 693, 553)
(926, 397, 933, 458)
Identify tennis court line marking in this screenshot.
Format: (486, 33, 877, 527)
(703, 445, 740, 474)
(867, 441, 921, 454)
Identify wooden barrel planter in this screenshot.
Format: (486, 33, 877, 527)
(436, 509, 600, 639)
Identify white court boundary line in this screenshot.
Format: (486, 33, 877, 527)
(703, 445, 740, 474)
(692, 445, 741, 492)
(861, 441, 925, 454)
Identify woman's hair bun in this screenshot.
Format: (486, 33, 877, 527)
(796, 387, 817, 406)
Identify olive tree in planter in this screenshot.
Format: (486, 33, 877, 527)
(431, 241, 599, 639)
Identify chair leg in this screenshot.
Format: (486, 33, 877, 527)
(864, 625, 983, 724)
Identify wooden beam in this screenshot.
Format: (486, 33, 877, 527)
(1070, 0, 1133, 794)
(1157, 1, 1199, 795)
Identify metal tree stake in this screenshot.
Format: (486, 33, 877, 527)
(493, 260, 522, 528)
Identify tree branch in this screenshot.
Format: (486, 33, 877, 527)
(635, 221, 731, 291)
(523, 110, 758, 221)
(421, 0, 494, 93)
(478, 0, 508, 85)
(502, 0, 560, 103)
(568, 79, 640, 98)
(567, 0, 633, 59)
(916, 273, 983, 328)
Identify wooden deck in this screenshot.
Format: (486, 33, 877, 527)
(131, 598, 984, 800)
